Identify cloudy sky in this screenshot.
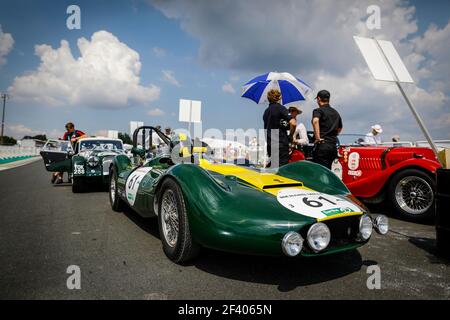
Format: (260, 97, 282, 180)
(0, 0, 449, 141)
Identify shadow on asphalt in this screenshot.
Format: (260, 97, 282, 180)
(408, 237, 450, 265)
(387, 228, 449, 265)
(119, 206, 373, 291)
(52, 182, 108, 193)
(122, 206, 160, 239)
(365, 202, 435, 226)
(193, 249, 372, 292)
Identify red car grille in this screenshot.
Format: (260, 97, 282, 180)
(358, 157, 382, 170)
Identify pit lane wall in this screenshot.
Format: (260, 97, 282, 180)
(0, 145, 41, 164)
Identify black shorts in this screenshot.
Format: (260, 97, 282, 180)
(313, 143, 337, 169)
(267, 143, 290, 167)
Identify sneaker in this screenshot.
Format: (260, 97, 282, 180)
(55, 177, 63, 184)
(51, 175, 57, 184)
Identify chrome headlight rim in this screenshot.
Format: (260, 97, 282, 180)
(373, 215, 389, 235)
(282, 231, 304, 257)
(307, 222, 331, 253)
(87, 156, 100, 167)
(358, 214, 373, 241)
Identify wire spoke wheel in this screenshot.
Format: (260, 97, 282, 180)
(395, 176, 433, 215)
(161, 190, 179, 248)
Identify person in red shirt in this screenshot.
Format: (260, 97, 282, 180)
(62, 122, 86, 148)
(52, 122, 86, 184)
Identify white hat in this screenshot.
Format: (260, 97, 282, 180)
(288, 105, 303, 114)
(371, 124, 383, 133)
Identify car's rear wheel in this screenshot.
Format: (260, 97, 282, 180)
(72, 177, 85, 193)
(109, 167, 125, 212)
(388, 169, 435, 221)
(157, 178, 199, 263)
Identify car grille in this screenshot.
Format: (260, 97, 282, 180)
(299, 216, 361, 253)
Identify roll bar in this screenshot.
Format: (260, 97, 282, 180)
(132, 126, 171, 150)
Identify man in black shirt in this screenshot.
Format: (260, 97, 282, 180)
(263, 89, 297, 167)
(311, 90, 343, 169)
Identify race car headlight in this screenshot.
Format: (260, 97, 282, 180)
(373, 215, 389, 235)
(282, 231, 303, 257)
(307, 223, 331, 252)
(358, 214, 373, 241)
(87, 156, 100, 167)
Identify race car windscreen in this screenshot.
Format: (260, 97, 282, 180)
(43, 140, 72, 152)
(338, 134, 379, 146)
(79, 140, 123, 151)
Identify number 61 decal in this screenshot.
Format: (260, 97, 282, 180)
(277, 188, 361, 219)
(302, 196, 337, 208)
(125, 167, 152, 206)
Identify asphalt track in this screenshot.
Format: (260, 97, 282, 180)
(0, 160, 448, 299)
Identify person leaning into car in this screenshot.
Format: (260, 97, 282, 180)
(311, 90, 343, 169)
(62, 122, 86, 148)
(51, 122, 86, 184)
(263, 89, 296, 167)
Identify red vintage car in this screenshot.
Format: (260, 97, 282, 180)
(290, 134, 443, 221)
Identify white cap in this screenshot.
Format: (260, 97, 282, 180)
(287, 105, 303, 114)
(371, 124, 383, 133)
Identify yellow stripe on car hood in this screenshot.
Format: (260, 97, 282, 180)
(199, 159, 306, 194)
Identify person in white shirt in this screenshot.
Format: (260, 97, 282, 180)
(288, 105, 308, 146)
(365, 124, 383, 145)
(151, 125, 164, 147)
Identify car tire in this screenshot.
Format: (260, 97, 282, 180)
(157, 178, 199, 263)
(388, 168, 436, 222)
(72, 177, 85, 193)
(109, 167, 125, 212)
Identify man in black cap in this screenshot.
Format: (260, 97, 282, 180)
(311, 90, 343, 169)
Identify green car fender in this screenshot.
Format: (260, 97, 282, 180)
(112, 154, 133, 174)
(277, 161, 349, 195)
(160, 164, 316, 256)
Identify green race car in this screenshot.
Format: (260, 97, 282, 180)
(41, 137, 127, 193)
(109, 126, 389, 264)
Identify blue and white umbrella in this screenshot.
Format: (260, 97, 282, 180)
(241, 72, 312, 105)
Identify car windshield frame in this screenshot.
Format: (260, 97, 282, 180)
(79, 139, 123, 152)
(43, 140, 72, 152)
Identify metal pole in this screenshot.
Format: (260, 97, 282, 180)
(373, 39, 443, 166)
(188, 100, 192, 138)
(1, 93, 7, 145)
(395, 82, 442, 163)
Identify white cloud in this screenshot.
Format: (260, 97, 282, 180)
(222, 82, 235, 94)
(0, 25, 14, 66)
(46, 129, 64, 139)
(8, 30, 160, 109)
(162, 70, 180, 86)
(410, 22, 450, 91)
(150, 0, 419, 75)
(152, 46, 167, 58)
(6, 124, 65, 139)
(147, 108, 165, 116)
(6, 124, 41, 138)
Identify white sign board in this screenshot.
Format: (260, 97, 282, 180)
(353, 36, 414, 83)
(107, 130, 118, 139)
(377, 40, 414, 83)
(179, 99, 201, 123)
